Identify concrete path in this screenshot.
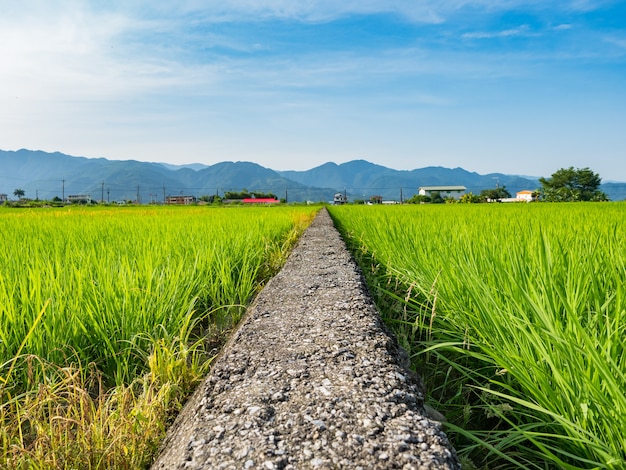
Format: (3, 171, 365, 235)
(152, 208, 460, 469)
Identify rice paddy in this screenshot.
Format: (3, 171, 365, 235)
(0, 205, 317, 469)
(329, 202, 626, 469)
(4, 201, 624, 469)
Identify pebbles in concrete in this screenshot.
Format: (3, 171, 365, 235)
(152, 208, 461, 469)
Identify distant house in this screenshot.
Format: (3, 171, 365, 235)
(418, 186, 466, 200)
(369, 195, 383, 205)
(0, 194, 7, 203)
(242, 198, 279, 204)
(66, 194, 92, 204)
(333, 193, 348, 205)
(516, 190, 536, 202)
(166, 195, 196, 205)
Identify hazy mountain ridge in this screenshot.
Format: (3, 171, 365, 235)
(1, 149, 624, 202)
(159, 163, 209, 171)
(0, 150, 335, 202)
(277, 160, 544, 199)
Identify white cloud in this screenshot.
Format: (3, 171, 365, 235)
(605, 36, 626, 50)
(158, 0, 614, 24)
(0, 5, 134, 100)
(0, 2, 232, 109)
(131, 0, 447, 24)
(462, 25, 532, 39)
(567, 0, 618, 12)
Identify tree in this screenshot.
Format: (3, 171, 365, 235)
(406, 194, 430, 204)
(430, 191, 444, 204)
(480, 186, 511, 202)
(13, 188, 25, 199)
(223, 189, 277, 200)
(539, 167, 608, 202)
(199, 195, 220, 204)
(459, 192, 482, 203)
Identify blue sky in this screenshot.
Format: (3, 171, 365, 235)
(1, 1, 625, 180)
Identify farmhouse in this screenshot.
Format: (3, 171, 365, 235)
(516, 190, 536, 202)
(166, 195, 196, 205)
(0, 194, 7, 203)
(418, 185, 466, 200)
(333, 193, 348, 205)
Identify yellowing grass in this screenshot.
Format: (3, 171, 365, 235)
(330, 203, 626, 469)
(0, 205, 317, 469)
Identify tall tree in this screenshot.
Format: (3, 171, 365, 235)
(480, 186, 511, 201)
(539, 167, 608, 202)
(13, 188, 25, 199)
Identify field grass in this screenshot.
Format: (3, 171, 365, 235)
(0, 205, 317, 469)
(329, 203, 626, 469)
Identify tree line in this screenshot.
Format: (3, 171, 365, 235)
(403, 167, 608, 204)
(538, 167, 608, 202)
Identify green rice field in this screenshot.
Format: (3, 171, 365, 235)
(0, 205, 317, 469)
(329, 202, 626, 469)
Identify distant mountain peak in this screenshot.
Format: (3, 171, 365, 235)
(159, 162, 209, 171)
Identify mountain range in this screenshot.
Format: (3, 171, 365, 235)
(1, 149, 624, 202)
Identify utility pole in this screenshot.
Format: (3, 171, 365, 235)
(62, 179, 65, 202)
(285, 187, 288, 203)
(162, 185, 166, 204)
(400, 187, 403, 204)
(136, 185, 141, 205)
(107, 188, 110, 203)
(101, 181, 104, 203)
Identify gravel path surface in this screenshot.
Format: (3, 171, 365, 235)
(152, 208, 460, 469)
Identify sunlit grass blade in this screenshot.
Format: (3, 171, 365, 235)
(330, 202, 626, 468)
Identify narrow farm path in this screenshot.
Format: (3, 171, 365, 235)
(152, 208, 460, 469)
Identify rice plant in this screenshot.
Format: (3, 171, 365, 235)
(330, 203, 626, 469)
(0, 204, 317, 468)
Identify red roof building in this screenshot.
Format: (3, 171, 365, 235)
(242, 198, 279, 204)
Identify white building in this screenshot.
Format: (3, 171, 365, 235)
(418, 186, 466, 200)
(516, 190, 536, 202)
(333, 192, 348, 205)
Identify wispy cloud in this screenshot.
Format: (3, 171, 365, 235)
(154, 0, 615, 23)
(605, 36, 626, 50)
(131, 0, 448, 24)
(462, 25, 532, 39)
(0, 5, 138, 100)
